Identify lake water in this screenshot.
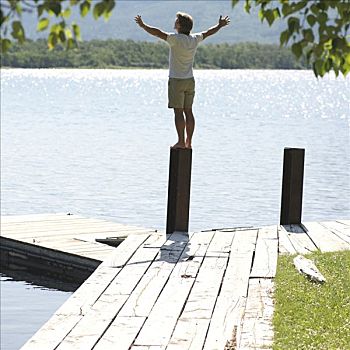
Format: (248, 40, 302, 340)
(1, 69, 349, 348)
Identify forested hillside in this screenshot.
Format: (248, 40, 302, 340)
(1, 39, 308, 70)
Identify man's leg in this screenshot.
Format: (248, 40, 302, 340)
(184, 108, 195, 149)
(172, 108, 186, 149)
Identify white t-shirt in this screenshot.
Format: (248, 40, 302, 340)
(166, 33, 203, 79)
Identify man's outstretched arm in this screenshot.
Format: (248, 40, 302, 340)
(202, 15, 230, 40)
(135, 15, 167, 41)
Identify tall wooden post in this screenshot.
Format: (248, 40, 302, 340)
(280, 148, 305, 225)
(166, 148, 192, 234)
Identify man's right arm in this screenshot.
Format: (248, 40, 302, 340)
(202, 15, 230, 40)
(134, 15, 168, 41)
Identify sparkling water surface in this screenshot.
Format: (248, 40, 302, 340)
(1, 69, 349, 349)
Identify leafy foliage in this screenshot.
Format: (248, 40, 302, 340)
(0, 38, 308, 70)
(232, 0, 350, 77)
(0, 0, 115, 51)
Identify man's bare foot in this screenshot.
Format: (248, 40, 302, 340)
(185, 140, 192, 149)
(172, 142, 186, 149)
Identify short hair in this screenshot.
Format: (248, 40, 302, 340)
(176, 12, 193, 35)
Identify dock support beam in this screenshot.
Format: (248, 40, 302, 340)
(280, 148, 305, 225)
(166, 148, 192, 234)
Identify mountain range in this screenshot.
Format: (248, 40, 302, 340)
(21, 0, 285, 44)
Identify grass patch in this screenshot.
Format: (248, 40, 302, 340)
(273, 250, 350, 350)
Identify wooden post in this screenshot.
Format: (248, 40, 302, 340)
(280, 148, 305, 225)
(166, 148, 192, 234)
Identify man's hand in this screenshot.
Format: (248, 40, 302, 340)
(218, 15, 230, 28)
(135, 15, 145, 28)
(202, 15, 230, 40)
(134, 15, 167, 40)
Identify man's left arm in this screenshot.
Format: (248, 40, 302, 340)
(135, 15, 167, 41)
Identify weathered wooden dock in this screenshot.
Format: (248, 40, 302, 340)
(1, 214, 349, 349)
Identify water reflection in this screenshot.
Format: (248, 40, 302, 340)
(0, 265, 83, 293)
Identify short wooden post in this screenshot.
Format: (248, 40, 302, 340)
(280, 148, 305, 225)
(166, 148, 192, 234)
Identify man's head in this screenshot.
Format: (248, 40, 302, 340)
(174, 12, 193, 35)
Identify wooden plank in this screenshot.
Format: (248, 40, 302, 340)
(101, 233, 152, 267)
(1, 213, 84, 223)
(21, 314, 82, 350)
(56, 296, 129, 350)
(237, 279, 274, 350)
(167, 319, 209, 350)
(203, 229, 257, 350)
(130, 347, 165, 350)
(179, 231, 235, 320)
(302, 222, 350, 252)
(119, 232, 195, 317)
(277, 225, 297, 254)
(280, 225, 318, 254)
(1, 226, 150, 240)
(55, 234, 165, 349)
(165, 232, 235, 349)
(55, 266, 122, 316)
(251, 226, 278, 278)
(337, 220, 350, 227)
(133, 231, 215, 347)
(205, 229, 236, 254)
(94, 317, 146, 350)
(320, 221, 350, 244)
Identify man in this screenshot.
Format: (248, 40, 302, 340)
(135, 12, 230, 149)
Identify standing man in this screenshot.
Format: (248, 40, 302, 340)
(135, 12, 230, 149)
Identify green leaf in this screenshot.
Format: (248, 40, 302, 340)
(313, 59, 325, 77)
(311, 4, 320, 15)
(93, 2, 105, 19)
(15, 2, 22, 16)
(72, 24, 81, 40)
(258, 9, 265, 22)
(280, 29, 290, 46)
(48, 32, 58, 50)
(231, 0, 240, 7)
(103, 1, 115, 21)
(59, 29, 66, 43)
(287, 17, 300, 34)
(292, 0, 307, 13)
(282, 3, 292, 17)
(37, 18, 50, 31)
(291, 42, 303, 59)
(302, 29, 314, 42)
(11, 21, 25, 43)
(332, 37, 346, 50)
(37, 4, 45, 17)
(0, 38, 12, 53)
(47, 1, 62, 16)
(80, 1, 91, 17)
(62, 8, 71, 19)
(65, 28, 73, 39)
(318, 12, 328, 24)
(265, 9, 275, 26)
(66, 38, 77, 49)
(307, 14, 316, 27)
(50, 24, 60, 34)
(244, 0, 252, 14)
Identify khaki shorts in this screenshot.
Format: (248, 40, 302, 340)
(168, 77, 195, 109)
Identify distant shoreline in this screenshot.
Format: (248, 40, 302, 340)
(1, 39, 309, 70)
